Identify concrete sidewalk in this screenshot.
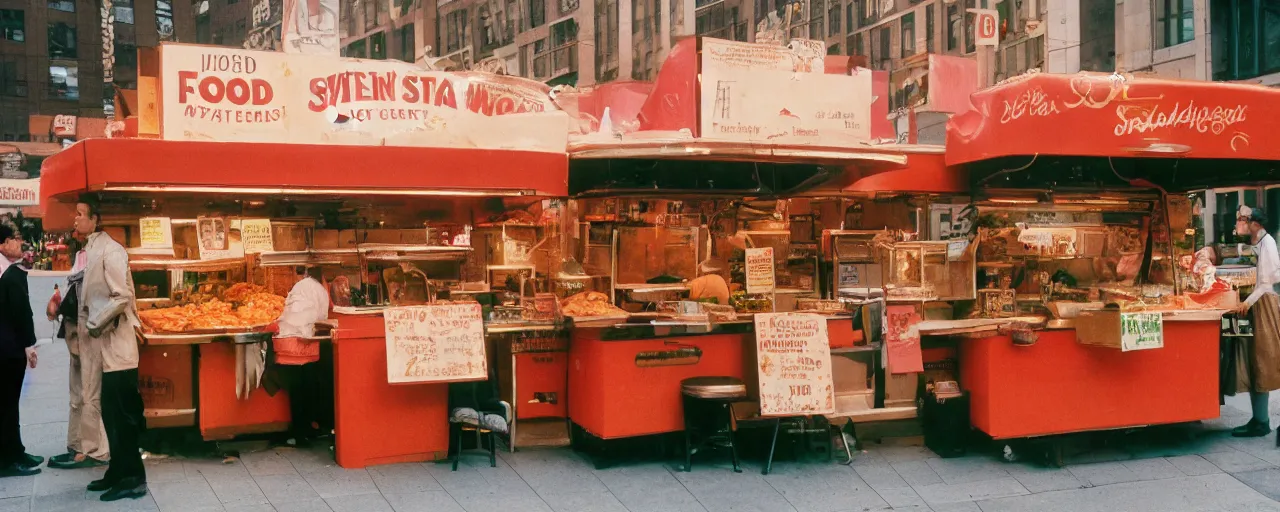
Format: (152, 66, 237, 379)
(5, 340, 1280, 512)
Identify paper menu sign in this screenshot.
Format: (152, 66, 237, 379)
(139, 217, 174, 249)
(754, 312, 835, 417)
(240, 219, 274, 254)
(1120, 312, 1164, 351)
(745, 247, 776, 294)
(384, 303, 488, 384)
(885, 304, 925, 374)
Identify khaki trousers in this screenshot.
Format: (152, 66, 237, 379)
(66, 322, 109, 461)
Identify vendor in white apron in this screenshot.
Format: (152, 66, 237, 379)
(272, 266, 329, 445)
(1232, 206, 1280, 437)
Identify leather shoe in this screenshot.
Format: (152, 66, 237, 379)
(17, 453, 43, 468)
(87, 478, 117, 492)
(100, 481, 147, 502)
(49, 452, 77, 464)
(1232, 420, 1272, 438)
(0, 463, 40, 478)
(49, 455, 106, 469)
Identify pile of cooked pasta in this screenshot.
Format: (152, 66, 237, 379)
(139, 283, 285, 333)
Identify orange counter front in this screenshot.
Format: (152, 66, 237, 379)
(331, 313, 450, 468)
(568, 325, 749, 440)
(198, 342, 291, 440)
(959, 321, 1220, 440)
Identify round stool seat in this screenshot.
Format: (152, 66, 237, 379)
(681, 376, 747, 400)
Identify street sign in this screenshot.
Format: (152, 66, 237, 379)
(972, 9, 999, 46)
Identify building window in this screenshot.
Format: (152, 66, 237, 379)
(48, 63, 77, 100)
(853, 31, 863, 56)
(926, 3, 934, 53)
(47, 0, 74, 13)
(877, 25, 889, 68)
(48, 23, 76, 59)
(445, 10, 468, 53)
(549, 18, 578, 77)
(901, 12, 914, 57)
(827, 43, 840, 54)
(115, 0, 135, 24)
(1155, 0, 1194, 48)
(115, 43, 137, 68)
(157, 0, 175, 40)
(228, 0, 238, 5)
(528, 0, 545, 28)
(846, 1, 853, 32)
(829, 2, 841, 35)
(595, 0, 618, 82)
(946, 3, 959, 51)
(0, 56, 26, 97)
(344, 39, 367, 58)
(964, 0, 975, 53)
(1212, 0, 1280, 81)
(560, 0, 579, 15)
(398, 23, 415, 62)
(697, 3, 730, 38)
(0, 10, 23, 42)
(369, 31, 386, 59)
(364, 0, 378, 31)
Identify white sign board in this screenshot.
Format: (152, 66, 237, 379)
(384, 303, 488, 384)
(0, 178, 39, 206)
(745, 246, 776, 294)
(973, 9, 1000, 46)
(1121, 312, 1164, 352)
(158, 44, 570, 153)
(240, 218, 274, 253)
(699, 38, 873, 146)
(754, 312, 835, 417)
(138, 217, 174, 249)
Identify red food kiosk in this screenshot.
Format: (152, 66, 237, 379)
(942, 72, 1280, 461)
(40, 43, 571, 468)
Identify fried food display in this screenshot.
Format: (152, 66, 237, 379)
(140, 285, 286, 333)
(560, 291, 627, 318)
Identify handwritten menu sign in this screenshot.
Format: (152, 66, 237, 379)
(1121, 312, 1164, 352)
(240, 219, 274, 254)
(754, 312, 835, 417)
(384, 303, 488, 384)
(139, 217, 174, 249)
(885, 305, 925, 374)
(745, 247, 776, 294)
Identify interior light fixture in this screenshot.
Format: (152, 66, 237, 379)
(100, 185, 533, 197)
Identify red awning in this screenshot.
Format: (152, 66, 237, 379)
(799, 146, 967, 195)
(40, 138, 568, 206)
(945, 73, 1280, 166)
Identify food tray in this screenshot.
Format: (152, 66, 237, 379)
(142, 330, 272, 345)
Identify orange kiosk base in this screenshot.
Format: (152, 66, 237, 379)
(959, 320, 1220, 440)
(332, 313, 450, 468)
(197, 342, 292, 440)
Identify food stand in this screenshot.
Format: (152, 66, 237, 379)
(40, 44, 572, 468)
(938, 72, 1280, 462)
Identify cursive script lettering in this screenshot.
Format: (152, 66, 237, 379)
(1000, 88, 1060, 124)
(1113, 101, 1248, 136)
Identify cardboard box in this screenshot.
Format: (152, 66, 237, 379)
(313, 230, 339, 249)
(885, 372, 919, 408)
(337, 230, 358, 248)
(1075, 308, 1164, 351)
(400, 229, 428, 245)
(363, 229, 400, 244)
(835, 390, 875, 414)
(832, 355, 870, 393)
(837, 262, 884, 289)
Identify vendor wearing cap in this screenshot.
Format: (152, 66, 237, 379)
(1232, 206, 1280, 438)
(272, 266, 330, 446)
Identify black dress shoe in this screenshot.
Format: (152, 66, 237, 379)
(1233, 420, 1272, 438)
(49, 452, 77, 464)
(18, 453, 44, 468)
(100, 481, 147, 502)
(0, 463, 40, 478)
(87, 478, 117, 492)
(49, 455, 107, 469)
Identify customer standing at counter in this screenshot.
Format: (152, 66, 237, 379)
(0, 222, 42, 478)
(1233, 206, 1280, 438)
(273, 266, 330, 446)
(47, 235, 110, 469)
(77, 199, 148, 500)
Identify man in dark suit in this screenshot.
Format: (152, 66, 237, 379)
(0, 222, 42, 477)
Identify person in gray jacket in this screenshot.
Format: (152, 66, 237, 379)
(76, 199, 147, 501)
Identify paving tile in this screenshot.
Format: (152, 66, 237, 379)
(594, 462, 683, 496)
(762, 464, 886, 512)
(298, 468, 379, 499)
(890, 460, 942, 487)
(366, 464, 441, 495)
(1003, 465, 1086, 494)
(451, 489, 555, 512)
(324, 493, 393, 512)
(0, 497, 27, 512)
(609, 487, 708, 512)
(505, 451, 608, 495)
(221, 505, 275, 512)
(1231, 467, 1280, 501)
(203, 472, 269, 507)
(925, 457, 1009, 485)
(912, 477, 1028, 505)
(854, 464, 910, 491)
(33, 466, 103, 496)
(1068, 462, 1141, 487)
(976, 474, 1276, 512)
(0, 472, 34, 499)
(271, 498, 332, 512)
(148, 478, 223, 512)
(931, 503, 982, 512)
(1202, 449, 1273, 473)
(873, 486, 926, 508)
(687, 486, 799, 512)
(538, 490, 631, 512)
(254, 474, 320, 504)
(19, 397, 70, 426)
(238, 452, 298, 477)
(1121, 458, 1183, 481)
(1167, 455, 1224, 477)
(31, 487, 161, 512)
(382, 491, 465, 512)
(278, 448, 336, 474)
(143, 460, 189, 484)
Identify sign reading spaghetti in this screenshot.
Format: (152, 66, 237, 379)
(158, 44, 569, 152)
(754, 312, 835, 417)
(384, 303, 487, 384)
(699, 38, 873, 146)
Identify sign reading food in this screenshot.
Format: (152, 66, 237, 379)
(240, 218, 274, 253)
(1120, 311, 1164, 351)
(698, 38, 873, 146)
(158, 44, 569, 152)
(745, 247, 776, 294)
(383, 303, 487, 384)
(138, 217, 174, 249)
(754, 312, 835, 417)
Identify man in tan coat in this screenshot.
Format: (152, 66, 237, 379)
(76, 199, 147, 501)
(47, 238, 110, 469)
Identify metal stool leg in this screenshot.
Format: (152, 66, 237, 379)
(724, 404, 742, 473)
(487, 430, 497, 468)
(763, 418, 782, 475)
(451, 423, 462, 471)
